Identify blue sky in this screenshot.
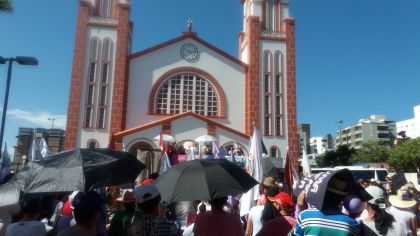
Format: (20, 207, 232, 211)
(0, 0, 419, 155)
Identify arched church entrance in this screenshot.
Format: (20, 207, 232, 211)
(127, 139, 160, 183)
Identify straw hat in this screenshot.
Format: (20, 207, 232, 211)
(116, 189, 136, 203)
(263, 177, 278, 188)
(389, 188, 417, 209)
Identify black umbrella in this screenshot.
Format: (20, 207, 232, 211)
(296, 169, 357, 210)
(0, 182, 20, 207)
(11, 148, 144, 193)
(154, 159, 258, 203)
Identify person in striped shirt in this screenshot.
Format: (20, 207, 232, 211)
(289, 176, 361, 236)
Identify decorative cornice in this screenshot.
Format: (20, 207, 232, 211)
(88, 16, 118, 25)
(260, 30, 286, 38)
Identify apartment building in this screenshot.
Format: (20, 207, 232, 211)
(336, 115, 396, 149)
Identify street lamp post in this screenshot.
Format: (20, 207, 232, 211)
(335, 120, 343, 146)
(0, 56, 38, 158)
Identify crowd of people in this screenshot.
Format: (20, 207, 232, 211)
(1, 171, 420, 236)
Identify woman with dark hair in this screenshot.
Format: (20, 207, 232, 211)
(260, 187, 281, 224)
(362, 186, 405, 236)
(256, 192, 295, 236)
(245, 187, 279, 236)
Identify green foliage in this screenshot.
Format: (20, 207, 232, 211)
(0, 0, 12, 12)
(316, 145, 355, 167)
(350, 141, 390, 163)
(388, 138, 420, 173)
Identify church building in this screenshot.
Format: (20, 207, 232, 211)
(64, 0, 298, 168)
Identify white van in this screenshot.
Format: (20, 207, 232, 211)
(311, 166, 388, 182)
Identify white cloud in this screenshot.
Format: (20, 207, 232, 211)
(7, 109, 67, 129)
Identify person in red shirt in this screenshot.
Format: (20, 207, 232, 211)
(256, 192, 295, 236)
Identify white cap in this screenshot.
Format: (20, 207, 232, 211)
(134, 184, 160, 203)
(365, 186, 385, 204)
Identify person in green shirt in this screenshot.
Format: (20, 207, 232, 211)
(108, 189, 142, 236)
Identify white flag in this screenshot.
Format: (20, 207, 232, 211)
(0, 143, 11, 182)
(302, 148, 311, 177)
(39, 138, 50, 158)
(159, 151, 172, 174)
(240, 125, 264, 216)
(212, 141, 220, 159)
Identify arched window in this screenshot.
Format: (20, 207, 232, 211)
(263, 51, 272, 136)
(87, 139, 99, 149)
(155, 73, 219, 116)
(97, 38, 113, 129)
(269, 146, 280, 158)
(274, 51, 284, 136)
(99, 0, 111, 17)
(84, 37, 101, 128)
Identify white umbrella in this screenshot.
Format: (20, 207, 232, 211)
(194, 135, 217, 142)
(153, 134, 175, 143)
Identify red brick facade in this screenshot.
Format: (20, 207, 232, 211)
(245, 16, 261, 135)
(285, 18, 299, 171)
(109, 3, 131, 135)
(64, 2, 90, 149)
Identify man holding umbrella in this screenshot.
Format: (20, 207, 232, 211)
(289, 170, 361, 236)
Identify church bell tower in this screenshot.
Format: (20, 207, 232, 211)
(239, 0, 298, 168)
(65, 0, 132, 149)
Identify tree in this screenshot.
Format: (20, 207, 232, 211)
(388, 138, 420, 173)
(316, 145, 355, 167)
(350, 141, 390, 163)
(0, 0, 12, 12)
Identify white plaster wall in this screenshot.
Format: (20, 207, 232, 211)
(171, 117, 208, 141)
(249, 0, 262, 18)
(122, 125, 161, 151)
(262, 136, 288, 159)
(79, 27, 117, 148)
(127, 38, 246, 132)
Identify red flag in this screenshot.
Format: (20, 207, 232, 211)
(108, 133, 115, 150)
(159, 131, 165, 157)
(284, 151, 293, 196)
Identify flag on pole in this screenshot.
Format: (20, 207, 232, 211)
(302, 148, 311, 177)
(159, 131, 165, 157)
(159, 151, 172, 174)
(240, 124, 263, 216)
(212, 141, 220, 159)
(0, 143, 11, 182)
(284, 150, 293, 196)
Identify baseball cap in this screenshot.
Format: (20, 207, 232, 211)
(134, 184, 160, 203)
(267, 192, 294, 208)
(72, 191, 103, 210)
(365, 186, 385, 205)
